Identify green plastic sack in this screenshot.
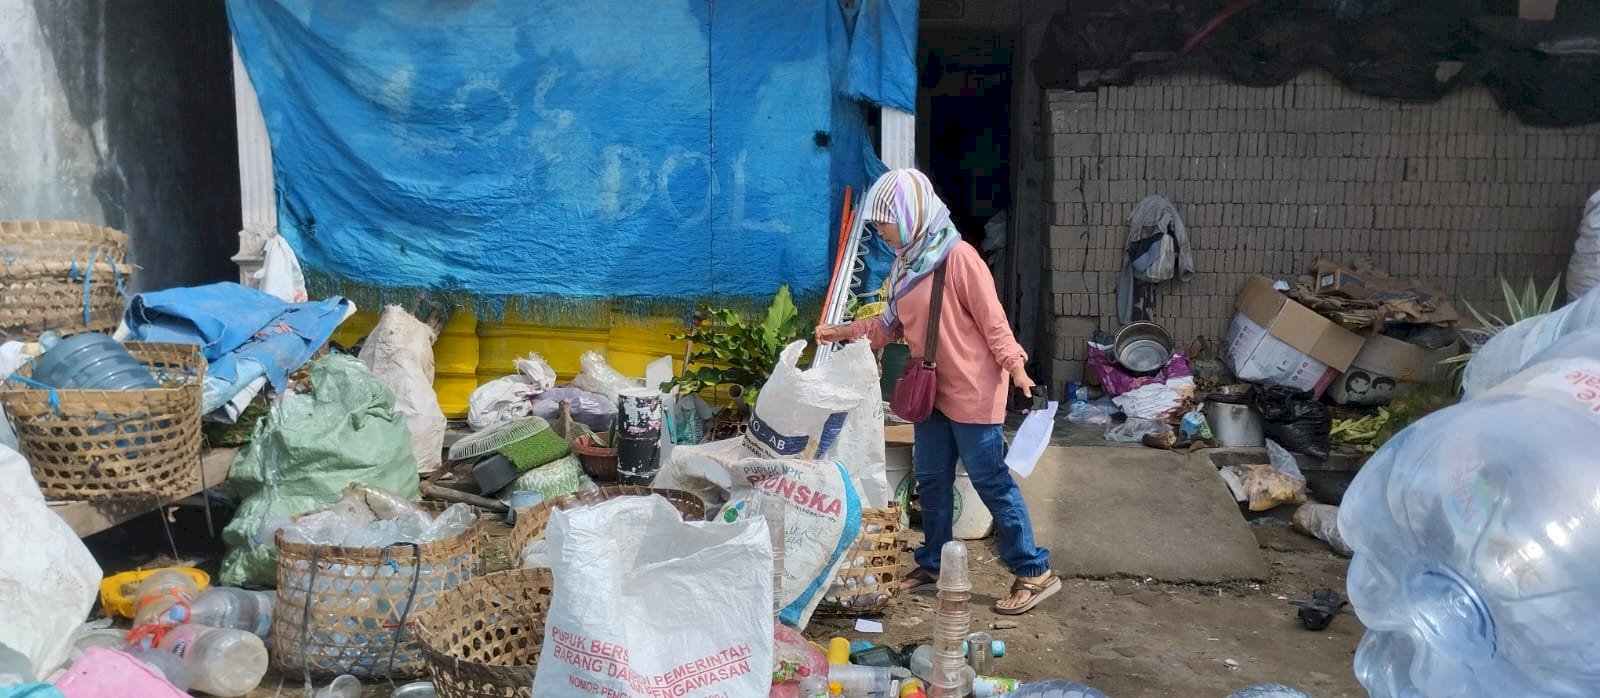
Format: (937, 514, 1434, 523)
(219, 355, 420, 587)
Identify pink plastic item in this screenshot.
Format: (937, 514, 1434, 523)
(54, 647, 186, 698)
(769, 624, 829, 698)
(1087, 345, 1192, 397)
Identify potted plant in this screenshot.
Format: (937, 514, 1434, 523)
(664, 285, 805, 439)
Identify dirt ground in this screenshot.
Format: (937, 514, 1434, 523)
(809, 520, 1365, 698)
(94, 497, 1363, 697)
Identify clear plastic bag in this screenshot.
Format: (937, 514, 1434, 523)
(570, 350, 642, 403)
(1065, 400, 1112, 425)
(1104, 417, 1169, 443)
(1291, 502, 1350, 557)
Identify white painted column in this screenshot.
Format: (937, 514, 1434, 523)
(880, 107, 915, 170)
(231, 41, 277, 285)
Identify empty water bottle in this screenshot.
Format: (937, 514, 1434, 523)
(153, 625, 268, 697)
(1342, 327, 1600, 697)
(1226, 684, 1312, 698)
(127, 647, 193, 692)
(132, 569, 200, 627)
(1000, 681, 1110, 697)
(188, 587, 275, 638)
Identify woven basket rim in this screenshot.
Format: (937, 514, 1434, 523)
(275, 500, 486, 560)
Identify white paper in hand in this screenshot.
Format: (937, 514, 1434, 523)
(1005, 401, 1058, 478)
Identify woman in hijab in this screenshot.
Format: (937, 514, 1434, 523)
(816, 169, 1058, 615)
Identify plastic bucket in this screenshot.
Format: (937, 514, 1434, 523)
(433, 310, 479, 419)
(953, 463, 994, 540)
(886, 443, 914, 527)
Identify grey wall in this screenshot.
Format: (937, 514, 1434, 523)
(0, 0, 240, 292)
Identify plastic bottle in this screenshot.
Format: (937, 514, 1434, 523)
(132, 569, 200, 627)
(829, 681, 843, 697)
(899, 679, 928, 698)
(189, 587, 275, 638)
(930, 541, 973, 698)
(800, 674, 829, 698)
(999, 680, 1110, 697)
(153, 625, 268, 697)
(965, 633, 994, 676)
(970, 676, 1020, 697)
(1226, 684, 1312, 698)
(315, 674, 363, 698)
(828, 664, 891, 697)
(1341, 327, 1600, 698)
(127, 647, 193, 692)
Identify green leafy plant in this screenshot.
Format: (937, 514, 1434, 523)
(1442, 276, 1562, 384)
(663, 285, 804, 405)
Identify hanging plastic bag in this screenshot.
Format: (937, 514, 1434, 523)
(719, 457, 862, 630)
(219, 355, 420, 587)
(1252, 386, 1332, 458)
(358, 306, 446, 474)
(251, 235, 308, 303)
(534, 497, 773, 697)
(0, 445, 102, 678)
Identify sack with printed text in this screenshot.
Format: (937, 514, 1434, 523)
(746, 341, 886, 506)
(718, 457, 862, 630)
(534, 496, 773, 697)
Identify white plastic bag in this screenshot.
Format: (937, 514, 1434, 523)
(1292, 502, 1351, 557)
(467, 377, 538, 431)
(0, 445, 103, 675)
(757, 341, 887, 506)
(1568, 190, 1600, 300)
(719, 457, 863, 630)
(535, 497, 773, 697)
(1463, 285, 1600, 399)
(570, 350, 641, 404)
(358, 306, 447, 474)
(513, 352, 557, 393)
(251, 235, 308, 303)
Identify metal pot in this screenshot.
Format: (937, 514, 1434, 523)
(1112, 322, 1175, 374)
(1204, 395, 1265, 448)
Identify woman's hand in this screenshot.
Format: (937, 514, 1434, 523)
(814, 323, 854, 345)
(1010, 365, 1037, 395)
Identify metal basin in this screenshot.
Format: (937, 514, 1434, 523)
(1112, 322, 1175, 374)
(391, 682, 437, 698)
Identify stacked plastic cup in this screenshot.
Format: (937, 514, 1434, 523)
(930, 541, 973, 698)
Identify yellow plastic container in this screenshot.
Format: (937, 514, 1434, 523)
(99, 567, 210, 620)
(607, 316, 686, 379)
(477, 311, 609, 383)
(434, 310, 479, 418)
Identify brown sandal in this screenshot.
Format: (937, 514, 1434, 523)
(900, 567, 939, 593)
(993, 575, 1061, 615)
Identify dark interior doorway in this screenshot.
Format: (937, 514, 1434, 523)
(917, 30, 1015, 252)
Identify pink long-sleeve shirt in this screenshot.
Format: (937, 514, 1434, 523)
(850, 241, 1026, 425)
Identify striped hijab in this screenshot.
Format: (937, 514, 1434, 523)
(864, 169, 959, 330)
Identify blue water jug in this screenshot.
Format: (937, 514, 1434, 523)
(32, 332, 158, 389)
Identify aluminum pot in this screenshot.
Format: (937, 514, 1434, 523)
(1204, 394, 1266, 448)
(1112, 322, 1175, 374)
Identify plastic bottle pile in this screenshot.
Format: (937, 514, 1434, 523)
(259, 485, 476, 548)
(1343, 326, 1600, 697)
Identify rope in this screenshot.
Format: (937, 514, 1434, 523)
(381, 542, 425, 690)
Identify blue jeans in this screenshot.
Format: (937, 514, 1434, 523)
(913, 410, 1051, 577)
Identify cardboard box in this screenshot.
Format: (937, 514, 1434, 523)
(1327, 334, 1461, 405)
(1311, 260, 1377, 300)
(1235, 275, 1365, 371)
(1224, 314, 1339, 396)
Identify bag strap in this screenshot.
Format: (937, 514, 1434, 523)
(923, 264, 949, 365)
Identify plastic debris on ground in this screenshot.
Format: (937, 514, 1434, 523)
(1290, 502, 1351, 556)
(261, 485, 476, 548)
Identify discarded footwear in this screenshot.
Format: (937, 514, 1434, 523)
(994, 574, 1061, 615)
(1289, 587, 1348, 631)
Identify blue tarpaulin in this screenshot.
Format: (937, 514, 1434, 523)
(227, 0, 918, 320)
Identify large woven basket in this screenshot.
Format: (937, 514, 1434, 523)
(272, 504, 486, 680)
(0, 221, 132, 338)
(415, 569, 554, 698)
(816, 506, 903, 617)
(1, 342, 203, 501)
(508, 485, 708, 561)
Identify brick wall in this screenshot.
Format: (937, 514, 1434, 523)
(1044, 70, 1600, 383)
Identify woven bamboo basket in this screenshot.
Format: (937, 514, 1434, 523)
(1, 342, 203, 501)
(0, 221, 132, 337)
(272, 503, 486, 680)
(415, 569, 554, 698)
(508, 485, 708, 561)
(816, 506, 903, 616)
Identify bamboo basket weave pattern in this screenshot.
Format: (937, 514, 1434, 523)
(816, 506, 903, 616)
(508, 486, 708, 560)
(1, 342, 203, 501)
(415, 569, 554, 698)
(0, 221, 131, 337)
(272, 505, 485, 680)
